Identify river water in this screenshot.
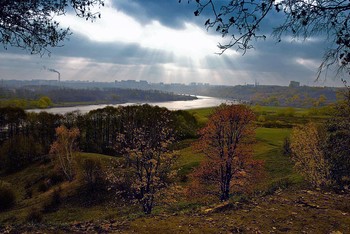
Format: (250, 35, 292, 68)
(28, 96, 238, 114)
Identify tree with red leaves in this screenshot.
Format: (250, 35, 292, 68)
(189, 104, 263, 201)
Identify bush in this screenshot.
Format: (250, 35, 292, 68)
(42, 188, 61, 213)
(26, 208, 43, 223)
(282, 137, 291, 156)
(47, 171, 65, 185)
(25, 188, 33, 199)
(81, 158, 103, 190)
(37, 181, 50, 193)
(264, 178, 294, 195)
(0, 181, 16, 211)
(257, 115, 266, 122)
(276, 107, 295, 117)
(261, 120, 293, 128)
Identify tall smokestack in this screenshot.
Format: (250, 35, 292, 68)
(45, 67, 61, 82)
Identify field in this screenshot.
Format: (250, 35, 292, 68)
(1, 105, 350, 233)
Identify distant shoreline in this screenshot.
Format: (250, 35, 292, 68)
(27, 96, 231, 114)
(29, 95, 198, 109)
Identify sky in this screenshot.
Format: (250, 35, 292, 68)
(0, 0, 345, 86)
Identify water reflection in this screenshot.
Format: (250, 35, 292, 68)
(28, 96, 238, 114)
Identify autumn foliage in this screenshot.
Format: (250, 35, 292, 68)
(189, 104, 263, 201)
(290, 123, 331, 188)
(50, 125, 80, 182)
(114, 105, 178, 214)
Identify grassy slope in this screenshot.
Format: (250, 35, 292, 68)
(0, 153, 122, 223)
(2, 105, 348, 233)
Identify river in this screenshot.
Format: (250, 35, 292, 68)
(28, 96, 238, 114)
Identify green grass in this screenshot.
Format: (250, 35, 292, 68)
(175, 144, 205, 183)
(252, 105, 309, 116)
(0, 105, 325, 225)
(187, 107, 214, 126)
(0, 152, 121, 224)
(254, 127, 303, 191)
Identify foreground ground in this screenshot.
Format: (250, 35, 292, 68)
(1, 188, 349, 233)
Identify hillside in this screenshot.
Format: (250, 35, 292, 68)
(0, 105, 349, 233)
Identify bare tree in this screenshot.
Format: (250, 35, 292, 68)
(0, 0, 104, 54)
(187, 0, 350, 77)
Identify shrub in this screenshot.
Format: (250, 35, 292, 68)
(47, 171, 65, 185)
(42, 188, 61, 213)
(81, 158, 103, 190)
(26, 208, 43, 223)
(0, 181, 16, 211)
(25, 188, 33, 199)
(257, 115, 266, 122)
(282, 137, 291, 156)
(37, 181, 50, 193)
(262, 120, 293, 128)
(264, 177, 294, 195)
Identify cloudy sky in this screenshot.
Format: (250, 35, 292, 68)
(0, 0, 344, 86)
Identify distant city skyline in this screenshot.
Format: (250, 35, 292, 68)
(1, 78, 341, 89)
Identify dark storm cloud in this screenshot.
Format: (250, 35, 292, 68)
(111, 0, 202, 29)
(1, 34, 175, 66)
(50, 35, 175, 65)
(202, 37, 328, 85)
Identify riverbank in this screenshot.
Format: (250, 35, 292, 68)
(27, 96, 234, 114)
(0, 86, 198, 110)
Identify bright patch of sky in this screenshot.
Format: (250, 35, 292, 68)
(0, 0, 345, 86)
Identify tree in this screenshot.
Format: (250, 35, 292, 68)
(50, 125, 80, 181)
(0, 107, 26, 142)
(188, 0, 350, 76)
(324, 118, 350, 189)
(80, 107, 122, 155)
(323, 82, 350, 189)
(0, 135, 43, 172)
(115, 105, 177, 214)
(291, 84, 350, 190)
(290, 123, 331, 188)
(0, 0, 104, 54)
(190, 104, 263, 201)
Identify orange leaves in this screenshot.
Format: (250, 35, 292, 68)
(50, 125, 80, 182)
(290, 123, 331, 188)
(189, 104, 263, 201)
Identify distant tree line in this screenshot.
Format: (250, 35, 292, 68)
(0, 105, 198, 172)
(195, 85, 339, 107)
(0, 87, 196, 108)
(153, 85, 339, 107)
